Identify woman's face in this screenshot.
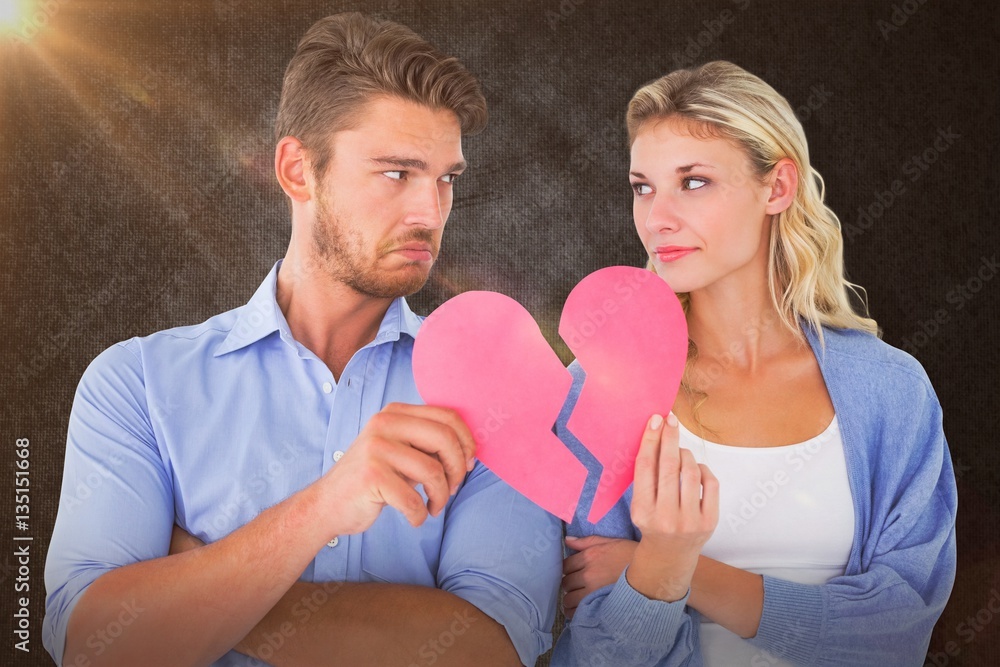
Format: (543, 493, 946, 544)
(629, 117, 782, 296)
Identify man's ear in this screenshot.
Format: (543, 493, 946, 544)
(764, 158, 799, 215)
(275, 136, 313, 203)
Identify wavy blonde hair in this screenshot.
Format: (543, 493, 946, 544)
(627, 61, 879, 350)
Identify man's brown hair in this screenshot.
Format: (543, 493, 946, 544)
(275, 12, 488, 179)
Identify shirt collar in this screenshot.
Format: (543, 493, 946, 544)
(214, 258, 423, 357)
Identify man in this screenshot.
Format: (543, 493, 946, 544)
(43, 13, 561, 667)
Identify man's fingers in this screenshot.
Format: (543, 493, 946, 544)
(384, 403, 476, 469)
(377, 473, 430, 527)
(371, 407, 469, 493)
(381, 443, 451, 517)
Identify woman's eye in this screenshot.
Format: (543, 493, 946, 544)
(383, 171, 404, 180)
(684, 177, 708, 190)
(632, 183, 652, 195)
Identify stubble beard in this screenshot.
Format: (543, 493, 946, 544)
(312, 192, 437, 299)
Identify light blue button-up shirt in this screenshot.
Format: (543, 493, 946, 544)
(43, 259, 562, 666)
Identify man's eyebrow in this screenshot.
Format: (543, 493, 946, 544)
(369, 156, 428, 170)
(369, 156, 468, 173)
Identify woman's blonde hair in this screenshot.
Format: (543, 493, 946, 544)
(627, 61, 879, 347)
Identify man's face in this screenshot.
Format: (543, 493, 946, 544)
(309, 95, 466, 299)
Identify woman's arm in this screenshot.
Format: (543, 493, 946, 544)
(562, 381, 957, 666)
(552, 413, 719, 667)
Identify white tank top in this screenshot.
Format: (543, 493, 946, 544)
(679, 416, 855, 666)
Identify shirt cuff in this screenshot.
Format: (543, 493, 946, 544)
(448, 582, 551, 667)
(597, 568, 691, 646)
(747, 574, 825, 663)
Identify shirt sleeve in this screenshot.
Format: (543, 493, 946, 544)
(436, 462, 563, 666)
(43, 340, 174, 666)
(748, 376, 957, 665)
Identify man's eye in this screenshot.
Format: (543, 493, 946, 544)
(631, 183, 652, 195)
(440, 173, 460, 184)
(383, 171, 404, 180)
(684, 177, 708, 190)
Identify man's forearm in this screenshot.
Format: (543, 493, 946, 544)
(63, 484, 333, 667)
(235, 581, 522, 667)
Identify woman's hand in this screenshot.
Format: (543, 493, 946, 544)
(561, 536, 639, 619)
(626, 413, 719, 602)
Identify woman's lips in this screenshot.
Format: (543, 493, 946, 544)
(655, 246, 698, 262)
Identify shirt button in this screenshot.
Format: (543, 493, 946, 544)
(327, 536, 339, 548)
(322, 382, 333, 394)
(333, 450, 344, 462)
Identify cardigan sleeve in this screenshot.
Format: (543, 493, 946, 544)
(552, 571, 701, 667)
(748, 374, 957, 665)
(551, 361, 703, 667)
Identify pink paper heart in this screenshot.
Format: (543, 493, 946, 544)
(413, 267, 687, 523)
(560, 267, 688, 523)
(412, 291, 588, 521)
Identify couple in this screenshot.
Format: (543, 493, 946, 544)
(43, 12, 956, 667)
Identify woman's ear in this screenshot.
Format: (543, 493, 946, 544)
(764, 158, 799, 215)
(275, 136, 313, 203)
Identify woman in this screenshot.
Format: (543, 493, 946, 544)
(551, 61, 956, 666)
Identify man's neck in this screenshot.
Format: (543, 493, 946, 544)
(275, 254, 393, 382)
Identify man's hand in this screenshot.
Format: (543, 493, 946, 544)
(561, 536, 638, 619)
(318, 402, 477, 536)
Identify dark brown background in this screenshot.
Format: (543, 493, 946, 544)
(1, 0, 997, 665)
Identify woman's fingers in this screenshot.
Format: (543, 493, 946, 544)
(678, 447, 703, 514)
(656, 412, 682, 507)
(699, 463, 720, 529)
(633, 414, 664, 509)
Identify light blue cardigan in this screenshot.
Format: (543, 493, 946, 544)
(552, 324, 957, 666)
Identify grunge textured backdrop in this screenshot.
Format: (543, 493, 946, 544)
(1, 0, 997, 664)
